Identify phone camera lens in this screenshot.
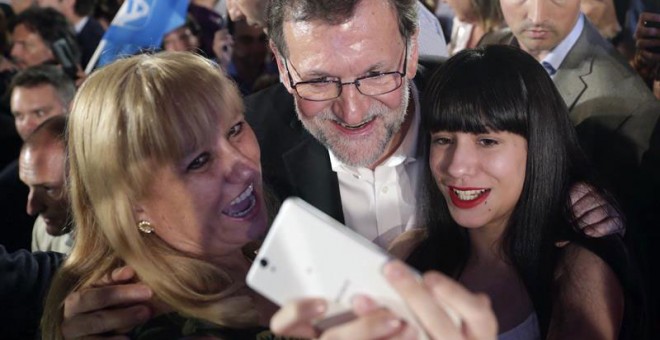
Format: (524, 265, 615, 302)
(260, 258, 268, 267)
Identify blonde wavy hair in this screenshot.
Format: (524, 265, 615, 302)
(42, 52, 259, 338)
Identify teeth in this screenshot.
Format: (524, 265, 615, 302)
(340, 118, 373, 130)
(226, 195, 256, 218)
(453, 189, 488, 201)
(230, 184, 253, 205)
(223, 184, 257, 218)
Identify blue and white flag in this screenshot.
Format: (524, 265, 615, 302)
(87, 0, 189, 72)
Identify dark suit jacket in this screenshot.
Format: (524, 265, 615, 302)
(0, 246, 64, 339)
(244, 60, 441, 223)
(77, 17, 105, 69)
(0, 161, 35, 252)
(0, 114, 21, 170)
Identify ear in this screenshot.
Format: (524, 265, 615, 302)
(270, 41, 295, 94)
(406, 28, 420, 80)
(133, 204, 149, 222)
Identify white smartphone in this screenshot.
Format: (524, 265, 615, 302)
(247, 197, 438, 338)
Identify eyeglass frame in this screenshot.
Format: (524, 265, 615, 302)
(283, 39, 409, 102)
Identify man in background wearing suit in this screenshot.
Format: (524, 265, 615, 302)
(485, 0, 659, 223)
(36, 0, 105, 69)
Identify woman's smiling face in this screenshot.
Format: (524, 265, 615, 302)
(135, 104, 268, 261)
(430, 130, 527, 233)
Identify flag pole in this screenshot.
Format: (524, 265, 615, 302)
(85, 39, 106, 75)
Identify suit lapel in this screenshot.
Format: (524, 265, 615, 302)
(282, 131, 344, 223)
(554, 23, 594, 113)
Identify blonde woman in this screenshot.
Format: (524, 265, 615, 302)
(42, 52, 277, 338)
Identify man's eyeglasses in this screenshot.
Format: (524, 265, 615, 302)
(284, 40, 408, 102)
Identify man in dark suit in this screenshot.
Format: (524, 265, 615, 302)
(37, 0, 105, 69)
(247, 0, 430, 248)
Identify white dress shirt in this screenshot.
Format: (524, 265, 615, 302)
(329, 83, 424, 248)
(31, 216, 74, 254)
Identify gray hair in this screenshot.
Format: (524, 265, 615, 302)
(267, 0, 418, 57)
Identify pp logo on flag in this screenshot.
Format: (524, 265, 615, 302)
(113, 0, 152, 29)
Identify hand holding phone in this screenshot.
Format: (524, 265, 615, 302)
(637, 12, 660, 55)
(643, 20, 660, 29)
(247, 198, 460, 339)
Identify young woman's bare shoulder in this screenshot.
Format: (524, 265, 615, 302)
(387, 228, 428, 259)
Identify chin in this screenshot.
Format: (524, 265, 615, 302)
(247, 211, 269, 240)
(448, 212, 487, 230)
(46, 226, 66, 237)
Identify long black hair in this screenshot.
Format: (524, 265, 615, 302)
(408, 45, 646, 337)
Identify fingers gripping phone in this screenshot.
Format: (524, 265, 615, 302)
(643, 20, 660, 53)
(247, 198, 455, 339)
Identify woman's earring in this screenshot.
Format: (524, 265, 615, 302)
(137, 220, 154, 234)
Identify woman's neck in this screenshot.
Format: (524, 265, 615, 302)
(467, 24, 486, 49)
(466, 223, 507, 264)
(210, 248, 278, 327)
(461, 228, 534, 333)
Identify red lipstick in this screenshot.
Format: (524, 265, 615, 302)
(447, 186, 491, 209)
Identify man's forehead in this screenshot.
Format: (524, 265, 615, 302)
(21, 143, 65, 168)
(13, 84, 58, 99)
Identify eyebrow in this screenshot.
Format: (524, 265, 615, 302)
(298, 60, 390, 80)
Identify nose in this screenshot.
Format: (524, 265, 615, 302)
(10, 44, 23, 61)
(333, 84, 371, 126)
(20, 117, 39, 139)
(528, 0, 548, 25)
(26, 190, 45, 217)
(219, 143, 260, 185)
(443, 141, 478, 180)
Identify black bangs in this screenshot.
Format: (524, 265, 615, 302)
(422, 46, 529, 137)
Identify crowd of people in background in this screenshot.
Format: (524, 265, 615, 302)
(0, 0, 658, 338)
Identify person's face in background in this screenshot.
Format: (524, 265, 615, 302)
(430, 130, 527, 234)
(11, 23, 55, 70)
(446, 0, 478, 23)
(500, 0, 581, 60)
(134, 96, 268, 261)
(226, 0, 268, 29)
(36, 0, 64, 12)
(19, 140, 69, 236)
(273, 0, 419, 168)
(11, 0, 35, 14)
(163, 25, 201, 52)
(11, 84, 67, 140)
(232, 19, 268, 67)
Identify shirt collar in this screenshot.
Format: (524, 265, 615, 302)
(541, 14, 584, 75)
(329, 82, 421, 173)
(74, 16, 89, 34)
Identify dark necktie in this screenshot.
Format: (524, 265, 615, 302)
(541, 61, 556, 76)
